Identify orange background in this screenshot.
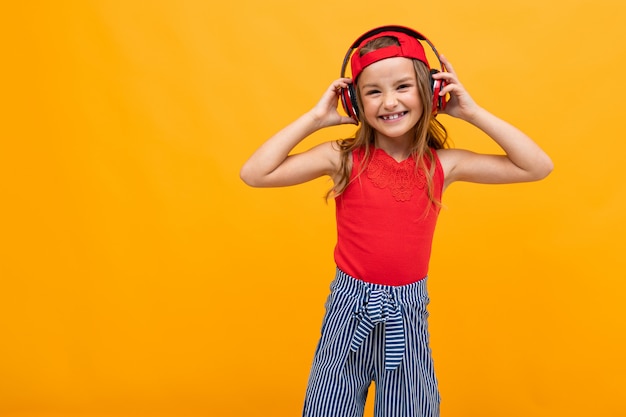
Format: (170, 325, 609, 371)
(1, 1, 625, 416)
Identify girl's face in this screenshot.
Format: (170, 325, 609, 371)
(358, 57, 424, 145)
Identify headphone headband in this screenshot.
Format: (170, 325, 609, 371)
(349, 25, 431, 49)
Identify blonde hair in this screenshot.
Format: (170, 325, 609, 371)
(328, 36, 450, 203)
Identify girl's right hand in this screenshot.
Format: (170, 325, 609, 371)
(308, 78, 358, 127)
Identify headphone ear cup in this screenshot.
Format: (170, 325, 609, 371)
(430, 69, 443, 113)
(341, 85, 360, 120)
(432, 79, 443, 113)
(437, 79, 447, 111)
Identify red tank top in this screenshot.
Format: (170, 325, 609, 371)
(334, 147, 444, 286)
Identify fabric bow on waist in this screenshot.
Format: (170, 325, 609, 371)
(350, 288, 405, 371)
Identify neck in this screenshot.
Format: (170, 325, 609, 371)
(374, 136, 413, 162)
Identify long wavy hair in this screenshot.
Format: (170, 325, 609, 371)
(328, 36, 450, 204)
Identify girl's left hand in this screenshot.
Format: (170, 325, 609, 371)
(434, 55, 481, 121)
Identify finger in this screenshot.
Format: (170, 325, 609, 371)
(439, 54, 456, 74)
(442, 79, 461, 99)
(331, 82, 349, 97)
(438, 81, 462, 98)
(332, 78, 353, 89)
(432, 71, 456, 83)
(434, 74, 461, 94)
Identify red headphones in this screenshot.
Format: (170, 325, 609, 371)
(340, 25, 447, 121)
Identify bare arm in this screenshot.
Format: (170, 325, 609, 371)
(434, 55, 554, 189)
(240, 79, 356, 187)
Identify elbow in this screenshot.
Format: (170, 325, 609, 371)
(531, 156, 554, 181)
(239, 165, 256, 187)
(541, 154, 555, 179)
(239, 164, 264, 187)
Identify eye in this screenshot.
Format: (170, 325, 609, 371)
(364, 89, 381, 96)
(397, 83, 412, 90)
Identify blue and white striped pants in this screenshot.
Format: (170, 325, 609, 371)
(303, 269, 440, 417)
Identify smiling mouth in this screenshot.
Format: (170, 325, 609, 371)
(380, 112, 407, 121)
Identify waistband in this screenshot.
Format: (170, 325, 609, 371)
(331, 268, 429, 305)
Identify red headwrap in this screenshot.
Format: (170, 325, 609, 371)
(350, 31, 430, 82)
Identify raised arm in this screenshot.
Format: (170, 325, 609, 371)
(240, 79, 357, 188)
(434, 55, 554, 189)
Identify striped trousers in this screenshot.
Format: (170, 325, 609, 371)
(303, 269, 440, 417)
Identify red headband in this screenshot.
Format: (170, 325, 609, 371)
(350, 31, 430, 82)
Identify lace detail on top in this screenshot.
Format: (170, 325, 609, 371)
(366, 149, 426, 202)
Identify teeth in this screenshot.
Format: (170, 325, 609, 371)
(382, 113, 402, 120)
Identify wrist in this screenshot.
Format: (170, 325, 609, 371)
(304, 109, 332, 130)
(463, 105, 488, 126)
(300, 110, 327, 133)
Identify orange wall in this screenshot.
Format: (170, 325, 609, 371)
(1, 1, 625, 417)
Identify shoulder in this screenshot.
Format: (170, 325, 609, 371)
(434, 148, 468, 175)
(435, 148, 479, 189)
(299, 140, 343, 179)
(313, 140, 342, 168)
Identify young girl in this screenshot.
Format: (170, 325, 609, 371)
(240, 26, 553, 417)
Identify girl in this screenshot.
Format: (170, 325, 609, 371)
(240, 26, 552, 417)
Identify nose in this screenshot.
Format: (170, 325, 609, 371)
(383, 91, 398, 109)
